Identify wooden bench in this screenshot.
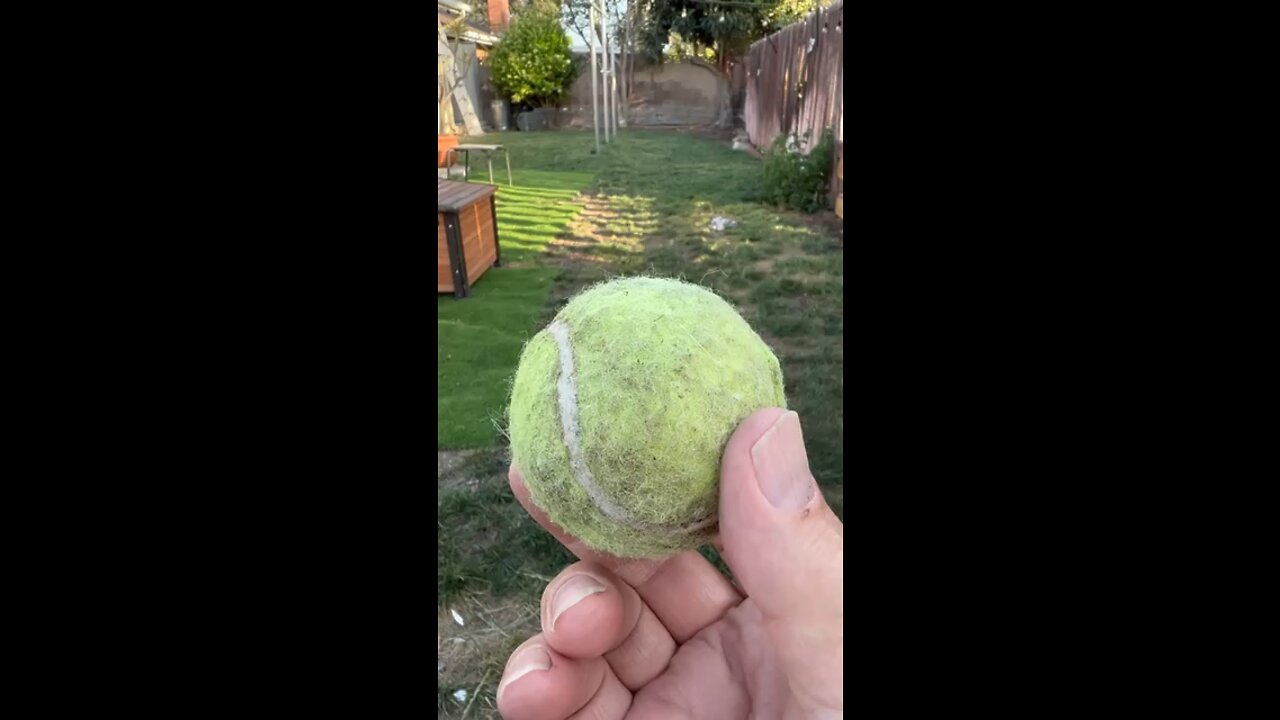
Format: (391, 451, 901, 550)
(438, 179, 502, 299)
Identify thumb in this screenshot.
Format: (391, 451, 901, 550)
(719, 408, 843, 714)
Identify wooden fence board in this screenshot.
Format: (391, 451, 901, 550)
(745, 1, 843, 208)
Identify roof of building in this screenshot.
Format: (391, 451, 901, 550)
(438, 9, 500, 46)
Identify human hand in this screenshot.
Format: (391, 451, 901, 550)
(497, 408, 844, 719)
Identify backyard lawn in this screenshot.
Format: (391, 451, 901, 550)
(437, 129, 843, 718)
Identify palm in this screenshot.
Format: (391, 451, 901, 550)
(626, 598, 801, 718)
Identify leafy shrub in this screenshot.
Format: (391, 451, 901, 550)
(761, 130, 835, 212)
(488, 8, 578, 108)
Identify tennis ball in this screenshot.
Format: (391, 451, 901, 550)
(508, 277, 786, 558)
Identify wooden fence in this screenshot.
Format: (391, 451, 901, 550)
(744, 1, 843, 204)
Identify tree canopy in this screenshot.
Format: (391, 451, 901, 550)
(635, 0, 824, 64)
(488, 5, 579, 107)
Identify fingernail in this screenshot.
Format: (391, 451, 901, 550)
(750, 411, 816, 511)
(549, 573, 607, 629)
(497, 644, 552, 703)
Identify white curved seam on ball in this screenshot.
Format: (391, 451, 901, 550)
(549, 320, 636, 525)
(549, 320, 715, 535)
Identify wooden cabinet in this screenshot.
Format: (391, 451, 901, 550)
(438, 180, 502, 298)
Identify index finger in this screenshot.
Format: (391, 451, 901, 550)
(510, 468, 742, 642)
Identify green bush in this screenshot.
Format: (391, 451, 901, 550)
(488, 8, 578, 107)
(761, 130, 835, 213)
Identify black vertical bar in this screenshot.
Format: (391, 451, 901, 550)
(490, 195, 502, 267)
(445, 211, 469, 299)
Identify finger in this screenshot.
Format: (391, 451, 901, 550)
(496, 636, 608, 720)
(540, 561, 678, 690)
(511, 470, 742, 642)
(566, 664, 632, 720)
(632, 551, 740, 643)
(718, 408, 844, 716)
(603, 604, 676, 690)
(541, 561, 640, 658)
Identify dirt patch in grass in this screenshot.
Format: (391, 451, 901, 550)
(437, 449, 563, 718)
(437, 595, 541, 719)
(544, 193, 642, 269)
(438, 450, 479, 491)
(807, 211, 844, 241)
(750, 243, 809, 274)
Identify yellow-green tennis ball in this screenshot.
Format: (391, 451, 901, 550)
(508, 277, 786, 558)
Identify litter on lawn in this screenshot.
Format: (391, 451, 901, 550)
(710, 216, 738, 232)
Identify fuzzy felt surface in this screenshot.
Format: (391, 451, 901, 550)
(509, 277, 786, 558)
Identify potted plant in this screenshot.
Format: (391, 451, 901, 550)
(438, 125, 458, 169)
(488, 6, 578, 131)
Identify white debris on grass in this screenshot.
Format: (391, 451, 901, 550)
(451, 608, 465, 626)
(710, 216, 738, 232)
(453, 689, 468, 703)
(438, 659, 445, 674)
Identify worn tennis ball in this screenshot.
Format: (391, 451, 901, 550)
(508, 277, 786, 558)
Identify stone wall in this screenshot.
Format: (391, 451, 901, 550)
(556, 58, 729, 128)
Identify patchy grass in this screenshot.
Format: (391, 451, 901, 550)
(437, 447, 572, 719)
(437, 130, 843, 712)
(438, 447, 573, 604)
(538, 131, 844, 506)
(437, 597, 538, 719)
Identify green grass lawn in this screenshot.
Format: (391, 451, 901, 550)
(437, 129, 843, 718)
(437, 155, 595, 447)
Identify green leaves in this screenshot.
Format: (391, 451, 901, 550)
(762, 130, 836, 213)
(638, 0, 834, 63)
(488, 8, 579, 107)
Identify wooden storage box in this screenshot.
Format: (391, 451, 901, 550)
(438, 180, 502, 298)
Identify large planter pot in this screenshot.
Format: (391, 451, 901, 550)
(515, 107, 553, 132)
(438, 134, 459, 168)
(491, 100, 509, 131)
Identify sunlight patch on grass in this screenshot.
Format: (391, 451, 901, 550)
(439, 167, 594, 448)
